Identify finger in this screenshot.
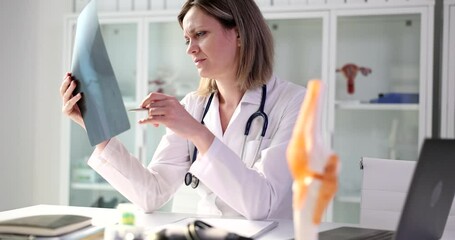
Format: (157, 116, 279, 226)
(70, 92, 82, 105)
(148, 108, 167, 118)
(138, 119, 160, 127)
(147, 99, 167, 108)
(60, 74, 72, 96)
(138, 116, 163, 126)
(62, 93, 82, 114)
(147, 100, 174, 116)
(62, 92, 81, 114)
(148, 99, 184, 113)
(140, 92, 168, 108)
(62, 81, 77, 103)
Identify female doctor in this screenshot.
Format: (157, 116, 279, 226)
(60, 0, 306, 220)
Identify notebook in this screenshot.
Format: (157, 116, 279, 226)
(320, 138, 455, 240)
(0, 214, 92, 237)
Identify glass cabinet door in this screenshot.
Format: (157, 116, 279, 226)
(145, 21, 199, 162)
(144, 20, 201, 213)
(441, 4, 455, 138)
(69, 22, 140, 208)
(268, 17, 324, 87)
(332, 13, 423, 223)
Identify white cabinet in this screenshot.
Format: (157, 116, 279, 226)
(62, 1, 434, 221)
(441, 0, 455, 138)
(329, 7, 434, 223)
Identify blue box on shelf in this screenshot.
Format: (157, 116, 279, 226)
(370, 93, 419, 104)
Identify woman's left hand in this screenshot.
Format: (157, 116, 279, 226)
(139, 92, 201, 140)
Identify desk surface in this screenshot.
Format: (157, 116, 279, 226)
(0, 205, 293, 239)
(0, 205, 454, 240)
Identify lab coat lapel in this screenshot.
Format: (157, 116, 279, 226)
(202, 87, 263, 160)
(204, 95, 223, 139)
(222, 87, 262, 159)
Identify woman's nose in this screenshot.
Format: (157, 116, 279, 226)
(186, 40, 198, 55)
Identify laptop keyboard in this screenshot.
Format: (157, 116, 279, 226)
(366, 230, 394, 240)
(318, 227, 395, 240)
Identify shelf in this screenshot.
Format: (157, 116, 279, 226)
(335, 101, 419, 111)
(71, 182, 116, 191)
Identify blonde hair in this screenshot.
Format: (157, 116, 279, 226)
(178, 0, 274, 96)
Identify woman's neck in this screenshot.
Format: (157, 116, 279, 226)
(216, 82, 244, 108)
(216, 81, 245, 133)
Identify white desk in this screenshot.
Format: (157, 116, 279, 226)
(0, 205, 294, 239)
(1, 205, 454, 239)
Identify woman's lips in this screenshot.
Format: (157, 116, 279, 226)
(194, 58, 205, 67)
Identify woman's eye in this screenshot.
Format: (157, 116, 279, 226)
(196, 31, 206, 37)
(184, 31, 206, 45)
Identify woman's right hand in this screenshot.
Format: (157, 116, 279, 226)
(60, 72, 85, 129)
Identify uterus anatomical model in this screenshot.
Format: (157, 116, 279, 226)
(336, 63, 372, 94)
(287, 80, 339, 240)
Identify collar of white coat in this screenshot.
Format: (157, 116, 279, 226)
(240, 75, 276, 105)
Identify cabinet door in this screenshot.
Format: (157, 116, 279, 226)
(144, 20, 201, 213)
(145, 20, 199, 163)
(441, 3, 455, 138)
(268, 17, 326, 87)
(69, 21, 140, 208)
(331, 11, 430, 223)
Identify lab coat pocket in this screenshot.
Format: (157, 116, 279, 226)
(243, 139, 272, 168)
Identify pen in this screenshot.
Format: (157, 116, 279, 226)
(128, 108, 148, 112)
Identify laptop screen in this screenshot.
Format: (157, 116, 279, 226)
(394, 139, 455, 240)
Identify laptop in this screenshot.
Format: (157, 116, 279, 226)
(319, 139, 455, 240)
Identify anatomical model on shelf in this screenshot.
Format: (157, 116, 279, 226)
(336, 63, 372, 94)
(287, 80, 339, 240)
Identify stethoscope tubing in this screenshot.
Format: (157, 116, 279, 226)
(184, 92, 215, 189)
(185, 84, 268, 189)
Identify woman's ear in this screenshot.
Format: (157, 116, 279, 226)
(235, 27, 240, 38)
(235, 28, 241, 46)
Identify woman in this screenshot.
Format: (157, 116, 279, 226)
(60, 0, 306, 220)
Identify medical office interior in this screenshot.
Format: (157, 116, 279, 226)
(1, 0, 454, 228)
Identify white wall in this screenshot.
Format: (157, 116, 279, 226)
(0, 0, 72, 211)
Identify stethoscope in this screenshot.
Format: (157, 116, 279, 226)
(184, 84, 269, 189)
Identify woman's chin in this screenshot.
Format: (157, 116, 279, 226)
(198, 71, 210, 79)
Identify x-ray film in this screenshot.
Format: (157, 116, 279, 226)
(71, 0, 130, 146)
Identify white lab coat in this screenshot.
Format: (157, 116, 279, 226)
(88, 76, 306, 220)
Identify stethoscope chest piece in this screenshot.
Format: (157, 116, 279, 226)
(185, 172, 199, 189)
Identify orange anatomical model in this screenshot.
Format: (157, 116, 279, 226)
(287, 80, 339, 240)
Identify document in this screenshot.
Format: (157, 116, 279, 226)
(70, 0, 130, 146)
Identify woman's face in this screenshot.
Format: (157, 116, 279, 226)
(182, 7, 239, 81)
